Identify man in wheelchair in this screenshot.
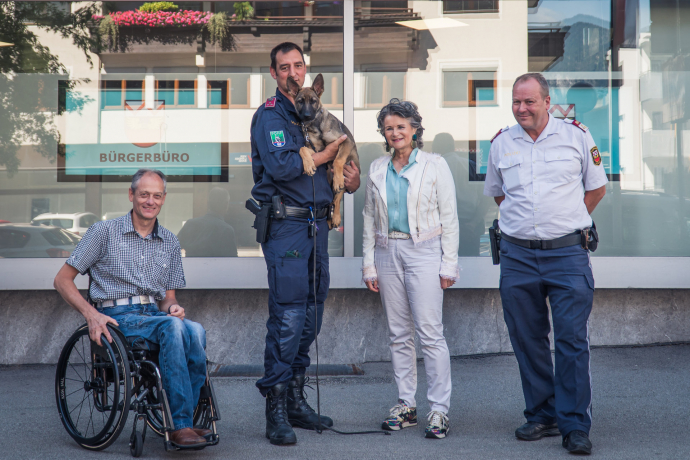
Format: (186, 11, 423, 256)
(54, 169, 213, 449)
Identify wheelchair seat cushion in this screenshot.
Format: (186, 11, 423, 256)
(126, 336, 160, 352)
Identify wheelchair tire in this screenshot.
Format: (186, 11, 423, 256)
(129, 430, 144, 457)
(55, 324, 131, 451)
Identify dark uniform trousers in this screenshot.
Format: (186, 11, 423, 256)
(256, 217, 330, 396)
(499, 238, 594, 436)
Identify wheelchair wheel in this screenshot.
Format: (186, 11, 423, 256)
(129, 430, 144, 457)
(193, 379, 218, 430)
(55, 324, 131, 450)
(143, 382, 165, 437)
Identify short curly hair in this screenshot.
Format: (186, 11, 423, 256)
(376, 98, 424, 149)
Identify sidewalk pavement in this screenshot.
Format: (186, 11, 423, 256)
(1, 344, 688, 459)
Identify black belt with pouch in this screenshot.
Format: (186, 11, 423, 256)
(489, 220, 599, 265)
(246, 197, 331, 243)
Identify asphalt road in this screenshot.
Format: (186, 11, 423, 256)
(1, 344, 689, 460)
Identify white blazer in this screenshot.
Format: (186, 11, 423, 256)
(362, 149, 460, 282)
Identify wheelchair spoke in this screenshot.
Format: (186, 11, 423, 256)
(85, 393, 94, 437)
(72, 390, 89, 429)
(80, 337, 89, 382)
(64, 387, 85, 399)
(67, 361, 86, 383)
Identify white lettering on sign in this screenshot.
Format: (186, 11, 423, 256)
(99, 151, 191, 163)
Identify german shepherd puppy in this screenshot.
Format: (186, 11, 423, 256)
(287, 73, 360, 230)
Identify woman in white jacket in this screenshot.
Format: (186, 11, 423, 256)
(363, 99, 460, 439)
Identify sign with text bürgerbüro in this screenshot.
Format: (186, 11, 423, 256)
(59, 100, 227, 181)
(63, 143, 222, 177)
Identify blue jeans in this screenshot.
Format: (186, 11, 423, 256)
(99, 303, 207, 430)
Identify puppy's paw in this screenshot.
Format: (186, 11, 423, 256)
(300, 147, 317, 176)
(332, 173, 345, 193)
(329, 213, 341, 230)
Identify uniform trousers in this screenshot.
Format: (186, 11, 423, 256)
(375, 236, 452, 413)
(499, 238, 594, 436)
(256, 218, 329, 395)
(101, 303, 207, 430)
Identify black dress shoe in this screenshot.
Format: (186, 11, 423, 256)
(515, 421, 560, 441)
(563, 430, 592, 455)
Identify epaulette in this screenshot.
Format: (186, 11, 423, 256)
(564, 118, 588, 132)
(265, 97, 276, 108)
(491, 126, 509, 143)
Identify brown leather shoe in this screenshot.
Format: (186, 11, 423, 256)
(193, 427, 212, 437)
(170, 427, 207, 447)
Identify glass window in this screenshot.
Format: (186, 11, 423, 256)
(1, 1, 344, 258)
(443, 1, 499, 14)
(442, 70, 497, 107)
(42, 228, 76, 246)
(0, 229, 30, 250)
(155, 80, 197, 108)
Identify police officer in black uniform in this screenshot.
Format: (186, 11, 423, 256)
(250, 42, 359, 445)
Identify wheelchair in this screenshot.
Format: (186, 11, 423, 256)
(55, 323, 220, 457)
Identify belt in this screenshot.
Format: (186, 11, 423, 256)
(501, 231, 581, 250)
(283, 205, 330, 220)
(99, 295, 157, 308)
(388, 231, 411, 240)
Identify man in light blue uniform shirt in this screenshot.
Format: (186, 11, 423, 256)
(484, 73, 607, 455)
(387, 148, 417, 233)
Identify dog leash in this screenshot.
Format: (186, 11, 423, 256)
(308, 175, 389, 437)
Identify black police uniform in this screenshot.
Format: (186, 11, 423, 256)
(250, 88, 332, 395)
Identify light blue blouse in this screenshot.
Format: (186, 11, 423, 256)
(386, 148, 418, 234)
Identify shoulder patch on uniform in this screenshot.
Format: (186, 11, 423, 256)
(490, 126, 509, 143)
(590, 146, 602, 166)
(563, 119, 589, 132)
(265, 97, 276, 108)
(270, 130, 286, 147)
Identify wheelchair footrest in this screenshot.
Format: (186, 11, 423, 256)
(165, 436, 219, 452)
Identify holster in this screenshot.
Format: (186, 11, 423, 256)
(581, 221, 599, 252)
(246, 198, 271, 244)
(489, 219, 501, 265)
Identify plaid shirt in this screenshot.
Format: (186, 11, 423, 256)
(66, 211, 186, 302)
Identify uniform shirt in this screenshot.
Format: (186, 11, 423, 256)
(483, 114, 608, 240)
(66, 211, 185, 302)
(386, 148, 418, 233)
(250, 87, 333, 209)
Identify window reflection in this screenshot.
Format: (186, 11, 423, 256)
(3, 0, 690, 258)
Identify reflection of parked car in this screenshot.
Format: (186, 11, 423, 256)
(0, 224, 80, 258)
(31, 212, 99, 236)
(102, 211, 128, 221)
(592, 189, 690, 256)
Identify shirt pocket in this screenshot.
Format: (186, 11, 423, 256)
(544, 150, 581, 183)
(498, 155, 525, 192)
(153, 252, 170, 280)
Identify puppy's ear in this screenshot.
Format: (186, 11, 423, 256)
(312, 73, 325, 98)
(286, 76, 301, 98)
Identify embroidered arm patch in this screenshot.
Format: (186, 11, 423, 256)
(590, 146, 602, 165)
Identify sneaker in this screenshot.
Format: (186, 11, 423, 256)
(381, 399, 417, 431)
(425, 410, 449, 439)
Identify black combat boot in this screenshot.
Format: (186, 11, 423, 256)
(265, 383, 297, 445)
(286, 374, 334, 430)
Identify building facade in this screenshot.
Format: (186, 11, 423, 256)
(1, 0, 690, 365)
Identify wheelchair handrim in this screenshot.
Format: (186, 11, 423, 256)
(55, 325, 131, 450)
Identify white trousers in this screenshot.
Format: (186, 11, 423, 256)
(375, 236, 452, 413)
